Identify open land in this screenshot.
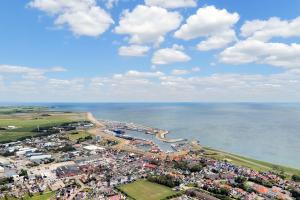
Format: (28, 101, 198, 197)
(0, 111, 85, 143)
(118, 180, 179, 200)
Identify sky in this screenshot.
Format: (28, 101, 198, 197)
(1, 0, 300, 102)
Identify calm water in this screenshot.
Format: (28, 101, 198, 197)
(2, 103, 300, 168)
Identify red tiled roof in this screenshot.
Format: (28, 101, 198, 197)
(108, 195, 121, 200)
(143, 163, 157, 169)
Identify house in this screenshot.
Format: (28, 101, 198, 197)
(143, 163, 157, 170)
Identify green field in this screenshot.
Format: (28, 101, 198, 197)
(25, 192, 55, 200)
(68, 131, 92, 141)
(203, 147, 300, 177)
(0, 111, 85, 143)
(118, 180, 179, 200)
(0, 106, 47, 115)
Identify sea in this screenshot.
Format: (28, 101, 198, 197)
(2, 103, 300, 169)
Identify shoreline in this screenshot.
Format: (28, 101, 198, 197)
(85, 112, 300, 174)
(87, 112, 186, 143)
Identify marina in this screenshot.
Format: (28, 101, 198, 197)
(99, 119, 186, 143)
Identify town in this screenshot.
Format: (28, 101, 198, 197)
(0, 112, 300, 200)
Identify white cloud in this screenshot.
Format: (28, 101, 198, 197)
(220, 39, 300, 69)
(50, 66, 68, 72)
(145, 0, 197, 9)
(197, 30, 237, 51)
(241, 17, 300, 41)
(47, 78, 85, 92)
(2, 67, 300, 102)
(171, 67, 200, 76)
(28, 0, 114, 37)
(0, 64, 67, 80)
(174, 5, 239, 50)
(115, 5, 182, 45)
(152, 44, 191, 65)
(124, 70, 164, 78)
(104, 0, 119, 9)
(171, 69, 189, 75)
(192, 67, 201, 72)
(118, 45, 150, 57)
(0, 76, 3, 90)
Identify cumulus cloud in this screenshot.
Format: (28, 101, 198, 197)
(192, 67, 201, 72)
(0, 64, 67, 80)
(197, 30, 237, 51)
(28, 0, 114, 37)
(48, 78, 84, 90)
(219, 39, 300, 69)
(50, 66, 68, 72)
(104, 0, 119, 9)
(124, 70, 164, 78)
(115, 5, 182, 45)
(152, 45, 191, 65)
(171, 69, 189, 75)
(118, 45, 150, 57)
(145, 0, 197, 9)
(0, 76, 3, 90)
(174, 6, 239, 50)
(2, 67, 300, 102)
(241, 17, 300, 42)
(171, 67, 200, 76)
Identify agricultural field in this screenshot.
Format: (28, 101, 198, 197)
(0, 106, 47, 115)
(118, 180, 179, 200)
(0, 108, 86, 143)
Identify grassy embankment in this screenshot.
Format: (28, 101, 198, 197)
(203, 147, 300, 177)
(0, 107, 85, 143)
(118, 180, 180, 200)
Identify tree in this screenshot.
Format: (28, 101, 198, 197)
(19, 169, 28, 177)
(292, 175, 300, 182)
(60, 144, 76, 152)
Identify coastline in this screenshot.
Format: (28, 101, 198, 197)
(85, 111, 300, 176)
(87, 111, 185, 143)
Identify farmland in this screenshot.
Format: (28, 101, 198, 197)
(0, 108, 86, 143)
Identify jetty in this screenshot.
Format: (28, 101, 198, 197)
(155, 130, 186, 143)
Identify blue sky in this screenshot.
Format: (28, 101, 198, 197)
(1, 0, 300, 102)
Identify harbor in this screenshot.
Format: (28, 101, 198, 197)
(98, 119, 186, 143)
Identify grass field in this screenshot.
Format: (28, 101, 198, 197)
(203, 147, 300, 177)
(0, 106, 47, 115)
(68, 131, 92, 141)
(118, 180, 179, 200)
(0, 111, 85, 143)
(25, 191, 55, 200)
